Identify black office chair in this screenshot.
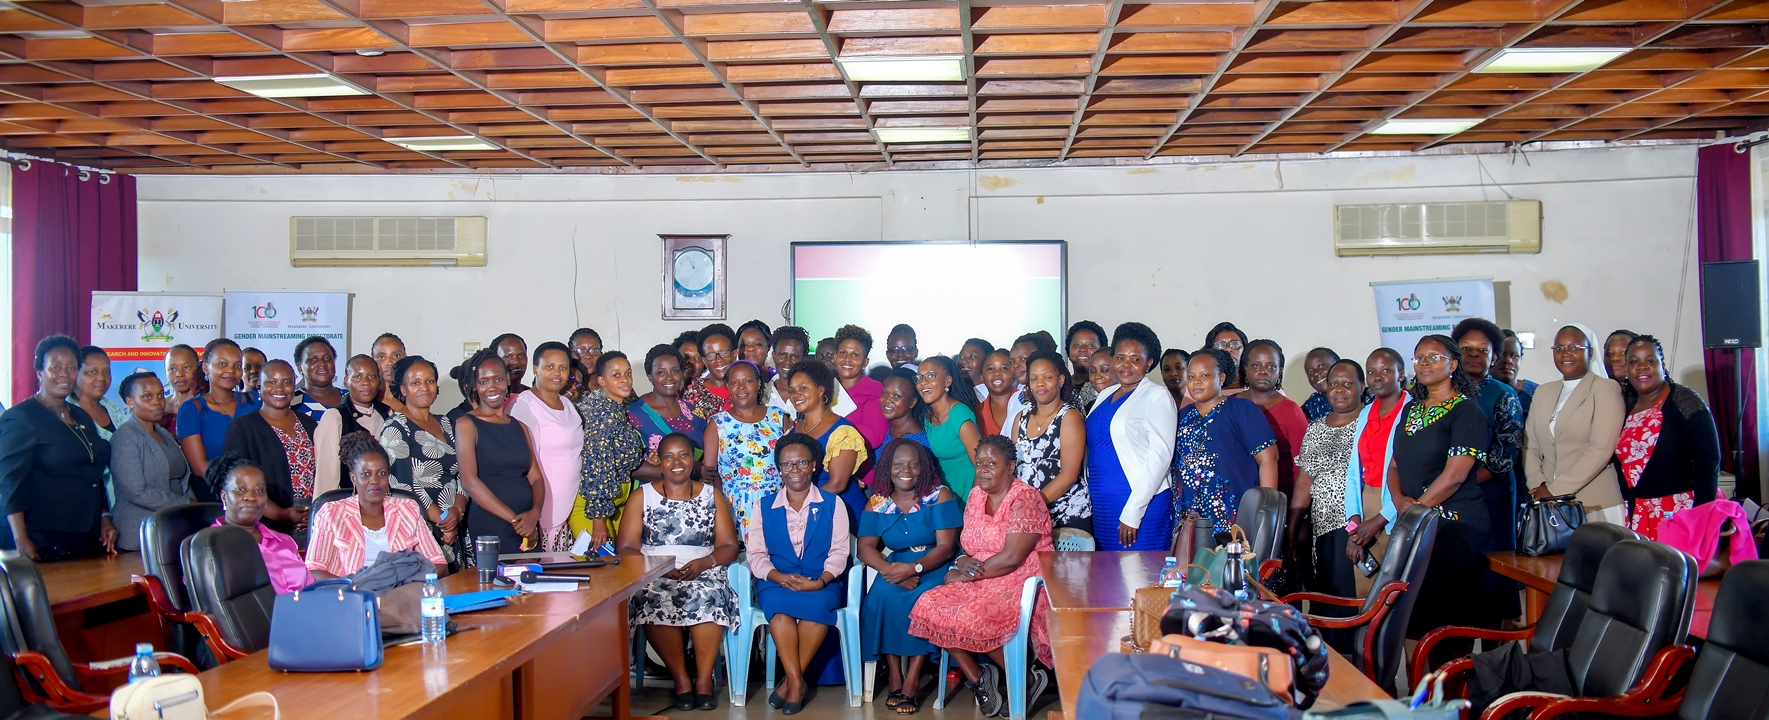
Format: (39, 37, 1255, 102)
(1235, 487, 1287, 581)
(1282, 503, 1438, 690)
(180, 525, 276, 663)
(133, 503, 225, 661)
(0, 554, 197, 714)
(0, 652, 89, 720)
(1413, 522, 1640, 687)
(1480, 539, 1697, 719)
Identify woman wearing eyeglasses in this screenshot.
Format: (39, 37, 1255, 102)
(1205, 322, 1249, 391)
(683, 324, 738, 418)
(1523, 324, 1627, 526)
(1388, 334, 1492, 635)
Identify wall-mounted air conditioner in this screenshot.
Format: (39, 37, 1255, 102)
(289, 216, 487, 267)
(1334, 200, 1540, 256)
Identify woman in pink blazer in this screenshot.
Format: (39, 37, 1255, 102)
(307, 431, 448, 579)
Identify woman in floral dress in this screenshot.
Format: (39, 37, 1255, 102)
(1614, 335, 1720, 539)
(703, 360, 787, 537)
(1012, 351, 1092, 536)
(378, 356, 465, 570)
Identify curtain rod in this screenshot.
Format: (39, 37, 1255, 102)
(1727, 131, 1768, 154)
(0, 151, 116, 182)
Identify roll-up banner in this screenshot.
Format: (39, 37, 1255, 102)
(223, 290, 351, 384)
(1370, 277, 1497, 369)
(90, 292, 224, 402)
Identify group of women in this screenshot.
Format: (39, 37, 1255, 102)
(0, 314, 1722, 715)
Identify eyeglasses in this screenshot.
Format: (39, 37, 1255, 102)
(1413, 353, 1450, 366)
(1550, 344, 1588, 353)
(1213, 339, 1244, 351)
(888, 346, 914, 354)
(779, 459, 815, 471)
(1244, 362, 1278, 373)
(704, 350, 733, 361)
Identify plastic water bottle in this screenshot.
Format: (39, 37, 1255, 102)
(127, 643, 160, 683)
(420, 573, 446, 644)
(1158, 556, 1182, 588)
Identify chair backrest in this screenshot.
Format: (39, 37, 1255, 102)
(1353, 503, 1438, 687)
(140, 502, 226, 613)
(0, 554, 79, 692)
(1529, 523, 1640, 654)
(1680, 560, 1769, 720)
(181, 525, 278, 654)
(1053, 528, 1095, 552)
(1566, 539, 1696, 698)
(310, 487, 421, 529)
(1234, 487, 1286, 567)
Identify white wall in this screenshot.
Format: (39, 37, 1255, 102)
(136, 143, 1705, 408)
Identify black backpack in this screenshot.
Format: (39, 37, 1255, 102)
(1078, 653, 1303, 720)
(1160, 585, 1331, 708)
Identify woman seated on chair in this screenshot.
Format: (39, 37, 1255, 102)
(746, 432, 849, 715)
(616, 432, 740, 712)
(206, 452, 312, 594)
(908, 436, 1054, 718)
(858, 438, 960, 715)
(306, 432, 448, 580)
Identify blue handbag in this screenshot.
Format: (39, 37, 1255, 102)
(268, 578, 384, 672)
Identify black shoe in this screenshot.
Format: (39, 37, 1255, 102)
(694, 693, 715, 711)
(1007, 665, 1049, 718)
(966, 664, 1004, 717)
(672, 692, 694, 711)
(767, 690, 784, 709)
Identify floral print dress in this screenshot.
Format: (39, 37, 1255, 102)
(1616, 394, 1686, 540)
(630, 482, 740, 629)
(379, 413, 463, 569)
(1013, 404, 1092, 531)
(712, 407, 788, 537)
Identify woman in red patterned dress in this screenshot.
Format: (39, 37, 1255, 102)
(908, 435, 1054, 717)
(1614, 335, 1720, 540)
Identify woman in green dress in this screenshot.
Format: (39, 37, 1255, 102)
(916, 356, 980, 498)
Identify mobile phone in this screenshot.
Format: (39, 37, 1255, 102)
(1357, 552, 1380, 577)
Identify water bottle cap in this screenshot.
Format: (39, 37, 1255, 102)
(426, 573, 438, 581)
(135, 643, 153, 654)
(1164, 556, 1176, 562)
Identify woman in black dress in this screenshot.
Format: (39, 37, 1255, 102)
(0, 335, 118, 560)
(1387, 334, 1492, 635)
(455, 348, 544, 554)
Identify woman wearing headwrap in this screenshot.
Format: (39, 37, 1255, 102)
(1523, 323, 1628, 525)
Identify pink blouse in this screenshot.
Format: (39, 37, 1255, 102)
(745, 486, 850, 580)
(509, 392, 584, 533)
(213, 519, 312, 594)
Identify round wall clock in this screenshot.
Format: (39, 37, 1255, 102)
(673, 247, 715, 298)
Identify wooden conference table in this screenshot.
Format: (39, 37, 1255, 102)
(37, 553, 159, 664)
(1486, 551, 1720, 638)
(1039, 551, 1390, 720)
(191, 555, 671, 720)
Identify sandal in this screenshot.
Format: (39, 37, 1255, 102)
(885, 690, 907, 708)
(895, 694, 922, 715)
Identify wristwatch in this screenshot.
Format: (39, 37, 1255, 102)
(913, 562, 924, 574)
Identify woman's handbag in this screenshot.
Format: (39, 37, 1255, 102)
(1130, 564, 1211, 650)
(1174, 512, 1211, 564)
(110, 675, 279, 720)
(1516, 494, 1585, 556)
(1148, 633, 1294, 699)
(268, 579, 384, 672)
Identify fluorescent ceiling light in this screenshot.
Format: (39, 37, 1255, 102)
(1474, 48, 1628, 74)
(386, 136, 500, 152)
(875, 127, 971, 143)
(214, 73, 368, 98)
(839, 56, 965, 82)
(1370, 118, 1482, 135)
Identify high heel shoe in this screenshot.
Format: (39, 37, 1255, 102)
(672, 692, 695, 711)
(767, 690, 784, 709)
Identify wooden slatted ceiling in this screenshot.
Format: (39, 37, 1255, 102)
(0, 0, 1758, 172)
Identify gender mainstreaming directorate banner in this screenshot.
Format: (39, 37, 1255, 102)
(90, 292, 224, 403)
(1371, 277, 1497, 367)
(224, 290, 351, 382)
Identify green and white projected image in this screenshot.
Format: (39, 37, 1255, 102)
(791, 241, 1066, 365)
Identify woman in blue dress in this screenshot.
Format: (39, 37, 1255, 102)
(1085, 322, 1179, 551)
(1172, 347, 1280, 537)
(746, 433, 850, 714)
(878, 366, 930, 450)
(857, 438, 959, 714)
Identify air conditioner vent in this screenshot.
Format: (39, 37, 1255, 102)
(1334, 200, 1540, 256)
(290, 216, 486, 267)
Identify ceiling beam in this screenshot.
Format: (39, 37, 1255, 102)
(1057, 0, 1128, 162)
(1144, 0, 1284, 160)
(637, 0, 806, 166)
(799, 0, 893, 165)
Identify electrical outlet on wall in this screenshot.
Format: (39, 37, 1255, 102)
(463, 341, 481, 359)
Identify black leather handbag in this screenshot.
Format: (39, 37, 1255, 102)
(1516, 494, 1585, 557)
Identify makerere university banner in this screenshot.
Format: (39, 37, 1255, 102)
(224, 290, 351, 382)
(90, 292, 224, 401)
(1370, 277, 1497, 368)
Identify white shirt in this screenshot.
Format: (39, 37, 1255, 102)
(1550, 378, 1581, 435)
(361, 525, 390, 566)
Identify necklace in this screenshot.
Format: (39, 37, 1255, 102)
(38, 396, 95, 462)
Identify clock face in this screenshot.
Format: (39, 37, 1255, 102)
(673, 247, 715, 297)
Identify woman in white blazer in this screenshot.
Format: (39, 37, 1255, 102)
(1085, 322, 1179, 551)
(1523, 323, 1627, 524)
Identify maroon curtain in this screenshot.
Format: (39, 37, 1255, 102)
(1696, 143, 1758, 501)
(10, 164, 137, 404)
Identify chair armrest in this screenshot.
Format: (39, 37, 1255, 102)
(131, 574, 190, 622)
(1434, 657, 1475, 700)
(11, 650, 112, 713)
(1411, 625, 1533, 687)
(1258, 559, 1282, 581)
(73, 651, 202, 678)
(1481, 691, 1563, 720)
(185, 611, 253, 662)
(1293, 582, 1408, 629)
(1525, 645, 1695, 720)
(1279, 591, 1365, 607)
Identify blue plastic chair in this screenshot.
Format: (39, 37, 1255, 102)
(932, 575, 1047, 719)
(735, 538, 864, 708)
(1053, 529, 1096, 552)
(629, 563, 753, 707)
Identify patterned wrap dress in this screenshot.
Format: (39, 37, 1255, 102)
(379, 412, 464, 570)
(1013, 405, 1092, 533)
(629, 482, 740, 629)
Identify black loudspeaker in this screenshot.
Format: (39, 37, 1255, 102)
(1701, 260, 1762, 349)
